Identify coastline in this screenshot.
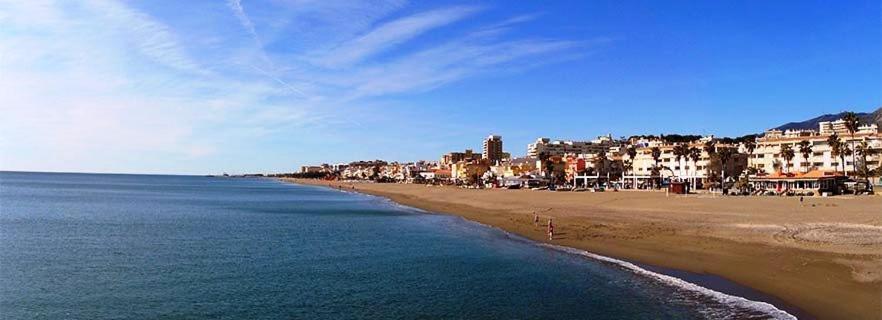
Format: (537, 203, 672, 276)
(284, 178, 882, 320)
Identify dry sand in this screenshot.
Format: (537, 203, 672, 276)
(287, 179, 882, 320)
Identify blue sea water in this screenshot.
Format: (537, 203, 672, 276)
(0, 172, 793, 319)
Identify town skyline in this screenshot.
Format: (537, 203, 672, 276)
(1, 1, 880, 175)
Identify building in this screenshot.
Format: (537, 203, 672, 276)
(751, 170, 845, 194)
(564, 155, 586, 182)
(441, 149, 480, 168)
(527, 136, 613, 158)
(483, 135, 504, 163)
(751, 120, 881, 176)
(300, 166, 324, 174)
(450, 161, 490, 182)
(818, 119, 879, 136)
(490, 157, 537, 178)
(626, 139, 747, 186)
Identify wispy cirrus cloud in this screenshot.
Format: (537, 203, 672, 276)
(1, 0, 591, 173)
(83, 0, 205, 74)
(311, 6, 481, 68)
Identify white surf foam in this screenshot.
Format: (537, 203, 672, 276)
(542, 244, 797, 320)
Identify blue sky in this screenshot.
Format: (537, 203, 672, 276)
(1, 0, 879, 174)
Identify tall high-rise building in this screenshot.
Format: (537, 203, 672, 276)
(483, 135, 503, 163)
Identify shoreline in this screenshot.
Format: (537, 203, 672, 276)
(283, 178, 882, 320)
(291, 179, 806, 319)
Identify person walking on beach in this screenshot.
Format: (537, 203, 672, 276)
(799, 195, 804, 206)
(533, 212, 539, 226)
(547, 218, 554, 240)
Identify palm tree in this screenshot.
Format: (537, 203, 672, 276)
(703, 140, 717, 189)
(703, 140, 717, 156)
(650, 146, 661, 188)
(718, 147, 735, 189)
(772, 160, 782, 173)
(839, 143, 851, 175)
(779, 144, 795, 173)
(593, 150, 608, 177)
(827, 133, 843, 173)
(842, 112, 861, 175)
(625, 146, 638, 189)
(743, 140, 756, 169)
(797, 140, 812, 173)
(689, 146, 701, 189)
(626, 146, 637, 162)
(672, 143, 688, 179)
(855, 140, 871, 179)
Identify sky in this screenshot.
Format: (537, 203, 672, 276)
(1, 0, 880, 175)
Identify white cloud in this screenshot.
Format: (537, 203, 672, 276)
(311, 6, 481, 68)
(0, 0, 586, 173)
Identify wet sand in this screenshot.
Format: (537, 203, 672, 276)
(286, 179, 882, 320)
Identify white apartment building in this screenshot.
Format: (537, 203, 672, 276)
(625, 140, 746, 183)
(527, 135, 614, 158)
(818, 119, 879, 136)
(751, 121, 881, 175)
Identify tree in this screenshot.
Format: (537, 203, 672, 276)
(797, 140, 812, 173)
(839, 143, 851, 176)
(625, 146, 637, 175)
(842, 111, 861, 175)
(650, 147, 661, 188)
(827, 134, 843, 173)
(593, 151, 608, 177)
(702, 141, 718, 186)
(703, 140, 717, 156)
(779, 144, 795, 173)
(855, 141, 873, 179)
(689, 146, 701, 189)
(743, 140, 756, 169)
(672, 143, 688, 179)
(718, 147, 735, 179)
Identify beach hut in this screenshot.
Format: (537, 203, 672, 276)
(668, 181, 689, 194)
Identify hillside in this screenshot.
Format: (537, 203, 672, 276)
(775, 107, 882, 131)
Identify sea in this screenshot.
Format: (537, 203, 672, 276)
(0, 172, 797, 319)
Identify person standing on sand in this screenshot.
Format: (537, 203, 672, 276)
(547, 218, 554, 240)
(533, 212, 539, 226)
(800, 196, 804, 205)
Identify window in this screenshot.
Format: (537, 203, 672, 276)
(813, 152, 823, 156)
(757, 164, 765, 168)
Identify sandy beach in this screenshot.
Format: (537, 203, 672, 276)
(286, 178, 882, 320)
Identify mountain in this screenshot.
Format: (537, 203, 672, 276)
(774, 107, 882, 131)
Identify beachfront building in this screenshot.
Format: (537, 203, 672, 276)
(564, 155, 586, 183)
(483, 135, 504, 164)
(441, 149, 481, 169)
(489, 157, 535, 178)
(300, 166, 325, 174)
(450, 161, 490, 183)
(527, 135, 614, 158)
(750, 120, 882, 177)
(750, 170, 846, 195)
(626, 138, 747, 187)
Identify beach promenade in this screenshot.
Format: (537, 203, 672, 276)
(288, 179, 882, 320)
